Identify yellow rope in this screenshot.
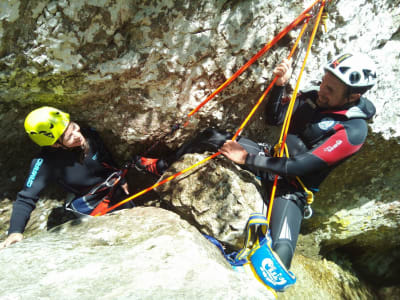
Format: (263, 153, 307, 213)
(321, 12, 328, 32)
(267, 1, 326, 225)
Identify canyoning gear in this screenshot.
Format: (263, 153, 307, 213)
(8, 127, 133, 234)
(133, 156, 168, 176)
(24, 106, 70, 146)
(65, 168, 130, 216)
(260, 84, 376, 189)
(103, 1, 348, 272)
(324, 53, 377, 94)
(93, 1, 334, 228)
(86, 2, 351, 295)
(249, 235, 297, 292)
(205, 213, 296, 292)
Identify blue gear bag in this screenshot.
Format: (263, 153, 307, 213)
(204, 213, 296, 292)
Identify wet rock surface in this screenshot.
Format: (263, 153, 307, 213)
(1, 0, 400, 298)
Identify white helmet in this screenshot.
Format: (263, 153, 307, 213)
(324, 53, 377, 93)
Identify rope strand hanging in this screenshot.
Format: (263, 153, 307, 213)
(141, 0, 326, 156)
(266, 0, 327, 225)
(183, 0, 322, 124)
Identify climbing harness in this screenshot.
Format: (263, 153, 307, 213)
(65, 162, 129, 216)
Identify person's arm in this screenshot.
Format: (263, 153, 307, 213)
(264, 59, 293, 125)
(220, 119, 368, 177)
(1, 157, 50, 248)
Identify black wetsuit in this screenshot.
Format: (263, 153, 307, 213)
(166, 83, 376, 269)
(8, 127, 130, 234)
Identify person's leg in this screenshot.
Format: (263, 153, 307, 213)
(268, 193, 304, 269)
(135, 128, 232, 175)
(136, 127, 270, 176)
(169, 127, 233, 162)
(169, 129, 268, 163)
(112, 186, 135, 209)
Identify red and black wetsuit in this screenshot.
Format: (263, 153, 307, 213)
(166, 83, 375, 269)
(8, 127, 130, 235)
(245, 84, 376, 190)
(240, 84, 376, 268)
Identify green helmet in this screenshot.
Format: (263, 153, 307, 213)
(24, 106, 70, 146)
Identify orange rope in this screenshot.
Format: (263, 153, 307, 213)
(96, 17, 311, 217)
(266, 0, 326, 225)
(232, 17, 310, 140)
(99, 151, 221, 215)
(183, 0, 324, 126)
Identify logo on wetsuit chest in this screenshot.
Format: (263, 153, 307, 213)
(324, 139, 343, 152)
(26, 158, 44, 187)
(318, 117, 336, 131)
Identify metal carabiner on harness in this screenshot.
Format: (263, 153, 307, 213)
(88, 171, 122, 195)
(303, 205, 313, 219)
(104, 171, 122, 187)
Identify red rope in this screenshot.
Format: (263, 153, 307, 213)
(183, 0, 323, 125)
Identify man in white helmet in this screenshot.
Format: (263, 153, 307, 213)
(135, 52, 377, 290)
(217, 52, 377, 287)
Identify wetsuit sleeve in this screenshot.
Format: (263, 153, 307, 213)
(8, 157, 51, 234)
(245, 119, 368, 177)
(264, 85, 287, 125)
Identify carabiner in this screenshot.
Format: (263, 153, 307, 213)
(303, 205, 313, 219)
(104, 171, 121, 187)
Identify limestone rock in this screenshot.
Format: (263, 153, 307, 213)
(0, 207, 276, 300)
(280, 255, 374, 300)
(0, 207, 379, 300)
(156, 153, 265, 248)
(1, 0, 400, 295)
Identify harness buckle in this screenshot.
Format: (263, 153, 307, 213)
(303, 205, 313, 219)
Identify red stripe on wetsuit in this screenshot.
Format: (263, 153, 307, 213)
(312, 123, 362, 166)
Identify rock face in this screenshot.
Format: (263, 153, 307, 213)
(0, 208, 277, 300)
(0, 207, 374, 300)
(156, 153, 265, 248)
(1, 0, 400, 297)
